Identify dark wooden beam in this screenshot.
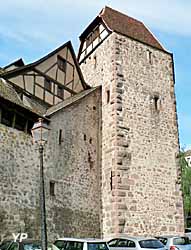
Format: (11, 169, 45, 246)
(34, 68, 76, 95)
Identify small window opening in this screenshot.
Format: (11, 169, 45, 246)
(50, 181, 55, 196)
(14, 113, 27, 131)
(57, 56, 67, 72)
(88, 151, 93, 169)
(84, 134, 86, 141)
(147, 50, 152, 64)
(153, 95, 160, 111)
(110, 171, 113, 190)
(44, 78, 52, 92)
(106, 90, 110, 104)
(59, 129, 62, 145)
(89, 138, 92, 144)
(1, 108, 13, 127)
(94, 55, 97, 69)
(93, 106, 96, 110)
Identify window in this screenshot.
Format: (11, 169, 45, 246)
(153, 95, 160, 111)
(87, 243, 109, 250)
(9, 243, 19, 250)
(86, 34, 92, 48)
(92, 26, 100, 42)
(139, 240, 164, 249)
(106, 90, 110, 104)
(44, 78, 51, 91)
(108, 239, 118, 247)
(173, 237, 190, 245)
(156, 238, 167, 246)
(50, 181, 55, 196)
(94, 55, 97, 69)
(127, 241, 136, 248)
(59, 129, 62, 145)
(58, 56, 67, 72)
(0, 241, 12, 250)
(1, 107, 13, 127)
(23, 243, 42, 250)
(147, 50, 152, 64)
(118, 240, 128, 247)
(14, 113, 27, 131)
(57, 85, 64, 98)
(79, 23, 109, 62)
(54, 241, 83, 250)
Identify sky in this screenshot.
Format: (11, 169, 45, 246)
(0, 0, 190, 149)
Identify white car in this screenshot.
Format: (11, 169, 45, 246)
(53, 238, 109, 250)
(108, 236, 166, 250)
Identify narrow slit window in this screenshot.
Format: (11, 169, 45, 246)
(59, 129, 62, 145)
(110, 171, 113, 190)
(50, 181, 55, 196)
(106, 90, 110, 104)
(153, 95, 159, 111)
(94, 55, 97, 69)
(147, 50, 152, 64)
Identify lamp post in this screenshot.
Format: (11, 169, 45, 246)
(31, 118, 49, 250)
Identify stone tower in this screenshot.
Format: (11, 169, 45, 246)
(78, 6, 184, 238)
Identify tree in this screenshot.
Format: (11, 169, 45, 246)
(179, 151, 191, 227)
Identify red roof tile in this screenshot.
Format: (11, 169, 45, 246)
(100, 6, 164, 51)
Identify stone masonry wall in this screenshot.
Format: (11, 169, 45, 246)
(46, 88, 102, 239)
(0, 88, 102, 241)
(80, 32, 184, 238)
(0, 125, 41, 240)
(81, 33, 123, 237)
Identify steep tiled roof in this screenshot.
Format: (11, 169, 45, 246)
(3, 58, 25, 70)
(100, 6, 164, 51)
(80, 6, 165, 52)
(0, 78, 47, 116)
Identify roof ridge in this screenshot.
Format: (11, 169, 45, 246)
(1, 41, 71, 77)
(102, 6, 143, 24)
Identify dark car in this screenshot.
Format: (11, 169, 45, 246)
(0, 239, 42, 250)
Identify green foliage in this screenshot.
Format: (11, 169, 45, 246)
(179, 151, 191, 222)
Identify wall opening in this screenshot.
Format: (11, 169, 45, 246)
(50, 181, 55, 196)
(147, 50, 152, 64)
(94, 55, 97, 69)
(59, 129, 62, 145)
(153, 95, 160, 111)
(84, 134, 86, 141)
(106, 90, 110, 104)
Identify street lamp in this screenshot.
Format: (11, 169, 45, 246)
(31, 118, 49, 250)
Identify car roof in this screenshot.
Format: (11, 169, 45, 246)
(108, 236, 159, 241)
(157, 236, 186, 239)
(55, 238, 107, 243)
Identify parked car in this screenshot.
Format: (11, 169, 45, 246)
(185, 229, 191, 240)
(156, 236, 191, 250)
(0, 239, 42, 250)
(53, 238, 109, 250)
(107, 237, 166, 250)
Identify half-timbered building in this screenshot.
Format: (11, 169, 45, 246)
(0, 6, 184, 241)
